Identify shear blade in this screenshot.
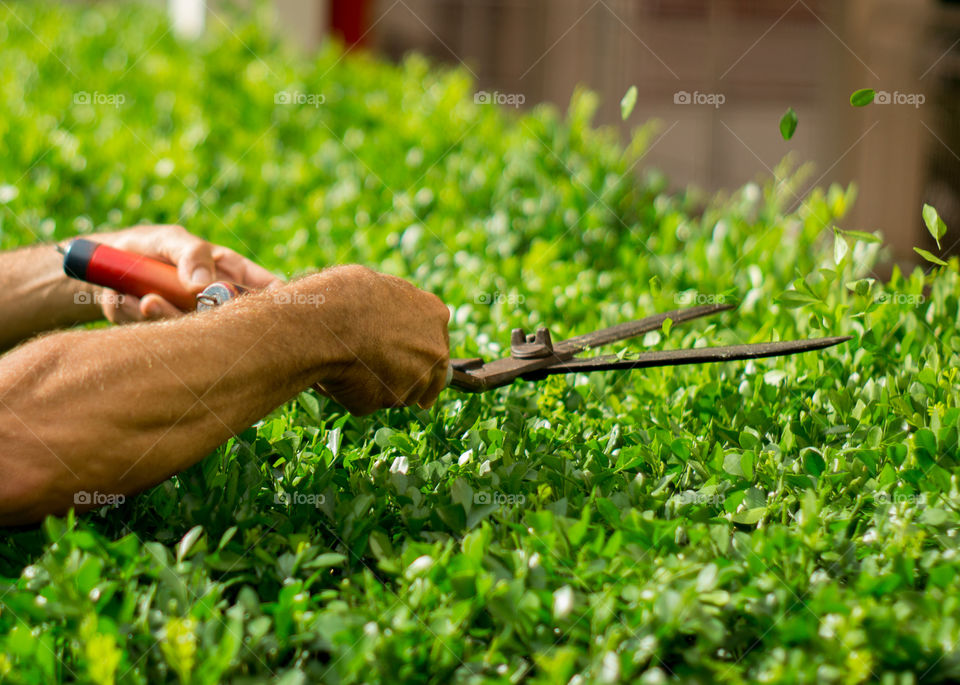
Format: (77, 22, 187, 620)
(556, 302, 734, 353)
(521, 336, 851, 380)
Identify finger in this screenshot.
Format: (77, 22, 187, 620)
(104, 291, 142, 324)
(386, 368, 435, 409)
(174, 239, 217, 293)
(134, 225, 217, 292)
(211, 246, 283, 289)
(310, 382, 334, 400)
(416, 360, 450, 409)
(140, 294, 182, 320)
(342, 395, 377, 416)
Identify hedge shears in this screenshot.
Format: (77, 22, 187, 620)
(59, 238, 851, 392)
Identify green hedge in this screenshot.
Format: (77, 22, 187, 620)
(2, 2, 960, 683)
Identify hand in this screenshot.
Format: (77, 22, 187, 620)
(287, 266, 450, 415)
(92, 225, 282, 323)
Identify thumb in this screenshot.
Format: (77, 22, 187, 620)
(173, 239, 216, 292)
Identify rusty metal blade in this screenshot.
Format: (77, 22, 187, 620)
(520, 336, 852, 380)
(555, 303, 734, 353)
(448, 303, 738, 392)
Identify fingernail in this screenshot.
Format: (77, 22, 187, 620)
(191, 267, 212, 286)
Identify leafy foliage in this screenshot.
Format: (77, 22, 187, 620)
(2, 3, 960, 684)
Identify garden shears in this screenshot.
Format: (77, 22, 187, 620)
(58, 239, 850, 393)
(446, 303, 850, 392)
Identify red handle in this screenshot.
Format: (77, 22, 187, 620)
(62, 238, 198, 311)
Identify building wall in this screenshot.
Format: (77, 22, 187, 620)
(159, 0, 954, 267)
(368, 0, 949, 268)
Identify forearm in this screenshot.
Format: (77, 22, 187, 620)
(0, 244, 104, 350)
(0, 287, 328, 525)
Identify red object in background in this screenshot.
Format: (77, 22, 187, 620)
(62, 238, 198, 311)
(330, 0, 372, 47)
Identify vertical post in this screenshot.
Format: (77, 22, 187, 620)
(330, 0, 372, 47)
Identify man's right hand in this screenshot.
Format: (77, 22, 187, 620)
(282, 266, 451, 416)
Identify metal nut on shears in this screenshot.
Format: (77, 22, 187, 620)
(196, 281, 247, 312)
(510, 327, 554, 358)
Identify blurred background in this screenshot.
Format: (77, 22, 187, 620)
(137, 1, 960, 264)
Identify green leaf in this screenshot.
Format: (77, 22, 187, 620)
(833, 228, 848, 265)
(731, 508, 765, 525)
(775, 289, 821, 308)
(914, 247, 947, 266)
(850, 88, 876, 107)
(298, 391, 321, 423)
(374, 427, 396, 448)
(620, 85, 637, 120)
(845, 278, 874, 296)
(915, 428, 937, 457)
(177, 525, 204, 563)
(306, 552, 348, 568)
(840, 229, 882, 244)
(922, 203, 948, 249)
(779, 107, 798, 140)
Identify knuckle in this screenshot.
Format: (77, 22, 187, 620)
(335, 264, 373, 279)
(183, 240, 212, 260)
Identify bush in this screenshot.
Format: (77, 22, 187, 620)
(2, 3, 960, 683)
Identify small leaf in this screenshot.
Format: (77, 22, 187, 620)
(833, 229, 849, 265)
(620, 85, 637, 120)
(326, 426, 342, 458)
(840, 229, 881, 244)
(845, 278, 874, 296)
(850, 88, 876, 107)
(648, 274, 662, 297)
(803, 449, 826, 477)
(922, 203, 947, 249)
(731, 508, 765, 525)
(915, 427, 938, 457)
(177, 526, 204, 563)
(914, 247, 947, 266)
(374, 427, 396, 448)
(779, 107, 798, 140)
(306, 552, 347, 568)
(298, 391, 321, 423)
(661, 317, 673, 336)
(775, 290, 821, 308)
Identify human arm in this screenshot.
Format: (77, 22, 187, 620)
(0, 224, 281, 351)
(0, 266, 450, 526)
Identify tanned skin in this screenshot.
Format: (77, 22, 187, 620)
(0, 225, 450, 526)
